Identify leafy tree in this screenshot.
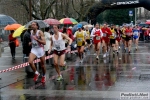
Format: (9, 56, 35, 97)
(97, 8, 135, 25)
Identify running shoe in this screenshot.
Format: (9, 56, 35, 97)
(135, 47, 138, 50)
(103, 53, 106, 58)
(33, 73, 40, 82)
(63, 65, 68, 70)
(113, 51, 115, 55)
(96, 56, 99, 60)
(57, 75, 63, 81)
(119, 46, 121, 50)
(41, 76, 46, 83)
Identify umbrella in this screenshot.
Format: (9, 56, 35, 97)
(4, 24, 22, 30)
(25, 20, 49, 28)
(44, 18, 60, 25)
(79, 21, 88, 26)
(145, 21, 150, 24)
(83, 24, 93, 28)
(13, 26, 27, 37)
(72, 23, 83, 34)
(59, 18, 78, 24)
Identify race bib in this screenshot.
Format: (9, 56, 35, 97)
(32, 42, 38, 47)
(77, 38, 82, 42)
(134, 32, 138, 36)
(96, 36, 100, 40)
(56, 44, 60, 50)
(103, 33, 107, 37)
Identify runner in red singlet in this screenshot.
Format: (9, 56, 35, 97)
(101, 24, 112, 58)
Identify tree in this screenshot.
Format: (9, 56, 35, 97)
(71, 0, 96, 21)
(20, 0, 56, 20)
(97, 8, 135, 25)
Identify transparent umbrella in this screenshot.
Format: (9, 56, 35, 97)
(25, 20, 49, 28)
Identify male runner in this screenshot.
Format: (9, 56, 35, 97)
(28, 22, 46, 83)
(48, 25, 72, 81)
(74, 24, 87, 63)
(101, 24, 112, 58)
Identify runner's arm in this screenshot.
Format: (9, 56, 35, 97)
(48, 37, 53, 54)
(36, 31, 46, 45)
(62, 34, 72, 46)
(100, 29, 103, 37)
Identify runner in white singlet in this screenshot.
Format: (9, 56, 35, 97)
(48, 25, 72, 81)
(28, 22, 46, 83)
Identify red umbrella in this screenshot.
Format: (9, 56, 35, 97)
(145, 21, 150, 24)
(44, 18, 60, 25)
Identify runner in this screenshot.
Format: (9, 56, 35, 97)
(28, 22, 46, 83)
(74, 24, 87, 63)
(133, 25, 140, 50)
(48, 25, 72, 81)
(85, 26, 91, 51)
(121, 25, 127, 50)
(110, 24, 117, 55)
(91, 23, 103, 60)
(101, 24, 112, 58)
(124, 25, 133, 54)
(115, 26, 122, 51)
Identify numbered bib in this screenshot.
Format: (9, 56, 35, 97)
(56, 44, 60, 50)
(32, 42, 38, 47)
(134, 32, 138, 36)
(103, 33, 107, 37)
(96, 36, 100, 40)
(77, 38, 82, 42)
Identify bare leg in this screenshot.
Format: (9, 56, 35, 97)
(53, 54, 61, 76)
(40, 55, 46, 76)
(29, 53, 37, 72)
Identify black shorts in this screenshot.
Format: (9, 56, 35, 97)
(86, 39, 91, 44)
(110, 39, 116, 45)
(125, 36, 132, 41)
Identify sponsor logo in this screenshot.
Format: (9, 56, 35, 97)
(117, 0, 139, 5)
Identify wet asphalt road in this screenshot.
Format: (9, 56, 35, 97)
(0, 41, 150, 100)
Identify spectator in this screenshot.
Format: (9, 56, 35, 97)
(44, 27, 51, 64)
(8, 30, 16, 59)
(22, 25, 32, 57)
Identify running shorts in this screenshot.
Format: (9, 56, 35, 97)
(116, 37, 121, 42)
(133, 35, 139, 39)
(125, 35, 132, 41)
(31, 47, 45, 58)
(110, 39, 116, 45)
(53, 49, 66, 56)
(86, 39, 91, 44)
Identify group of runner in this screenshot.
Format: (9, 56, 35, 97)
(28, 22, 140, 83)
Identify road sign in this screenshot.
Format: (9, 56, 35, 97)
(129, 11, 133, 16)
